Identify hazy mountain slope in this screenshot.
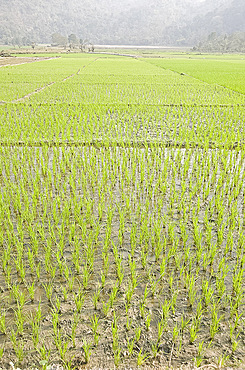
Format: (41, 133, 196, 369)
(0, 0, 244, 46)
(177, 0, 245, 44)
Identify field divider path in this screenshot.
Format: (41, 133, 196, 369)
(61, 68, 81, 82)
(0, 139, 243, 149)
(90, 51, 138, 58)
(11, 82, 56, 103)
(11, 68, 82, 103)
(1, 101, 244, 108)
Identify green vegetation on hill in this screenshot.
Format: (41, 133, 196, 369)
(194, 31, 245, 53)
(0, 0, 244, 46)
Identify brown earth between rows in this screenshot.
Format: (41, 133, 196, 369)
(0, 56, 58, 67)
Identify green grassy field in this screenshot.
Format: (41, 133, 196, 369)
(145, 55, 245, 94)
(0, 53, 245, 369)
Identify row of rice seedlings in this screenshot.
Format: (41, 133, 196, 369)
(28, 74, 245, 105)
(1, 55, 244, 152)
(0, 142, 245, 368)
(0, 103, 244, 147)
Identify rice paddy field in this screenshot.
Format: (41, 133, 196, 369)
(0, 52, 245, 369)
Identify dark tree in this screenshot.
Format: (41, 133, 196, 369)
(51, 33, 68, 47)
(68, 34, 78, 48)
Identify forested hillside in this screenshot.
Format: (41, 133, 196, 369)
(177, 0, 245, 45)
(0, 0, 244, 46)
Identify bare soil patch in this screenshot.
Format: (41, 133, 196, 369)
(0, 56, 58, 67)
